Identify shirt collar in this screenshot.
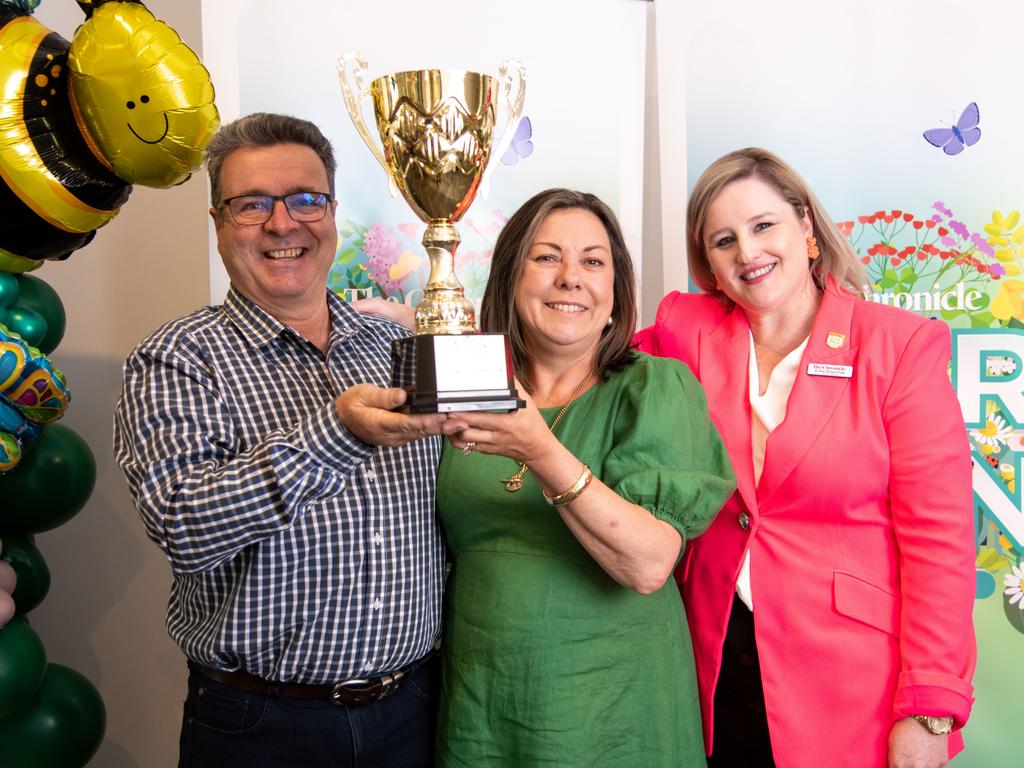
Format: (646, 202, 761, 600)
(222, 286, 369, 350)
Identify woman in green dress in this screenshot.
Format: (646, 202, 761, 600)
(434, 189, 736, 767)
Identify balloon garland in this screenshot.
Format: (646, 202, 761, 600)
(0, 0, 219, 270)
(0, 1, 218, 764)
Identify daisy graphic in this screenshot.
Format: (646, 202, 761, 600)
(971, 413, 1013, 451)
(1005, 564, 1024, 609)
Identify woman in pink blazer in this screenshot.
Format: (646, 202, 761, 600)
(636, 148, 975, 768)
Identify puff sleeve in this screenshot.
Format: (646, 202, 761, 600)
(598, 356, 736, 542)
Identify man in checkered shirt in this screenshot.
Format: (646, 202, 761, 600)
(114, 113, 463, 767)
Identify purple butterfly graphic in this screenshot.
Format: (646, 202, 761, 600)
(923, 103, 980, 156)
(501, 116, 533, 166)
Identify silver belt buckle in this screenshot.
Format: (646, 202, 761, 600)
(329, 671, 403, 704)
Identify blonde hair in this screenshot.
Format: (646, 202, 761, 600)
(687, 148, 865, 303)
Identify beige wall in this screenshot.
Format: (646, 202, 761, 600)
(30, 2, 208, 765)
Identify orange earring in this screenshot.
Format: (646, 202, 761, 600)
(806, 236, 820, 260)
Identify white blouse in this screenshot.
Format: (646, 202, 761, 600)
(736, 331, 809, 611)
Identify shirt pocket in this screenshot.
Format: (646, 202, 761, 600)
(832, 570, 900, 638)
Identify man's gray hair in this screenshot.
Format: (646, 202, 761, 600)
(206, 112, 337, 208)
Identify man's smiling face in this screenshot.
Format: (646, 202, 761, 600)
(212, 143, 338, 321)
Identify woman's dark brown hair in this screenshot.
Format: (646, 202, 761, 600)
(480, 188, 638, 392)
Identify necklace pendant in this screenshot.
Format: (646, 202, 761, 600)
(503, 477, 524, 492)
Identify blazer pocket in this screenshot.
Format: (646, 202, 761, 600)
(832, 570, 901, 638)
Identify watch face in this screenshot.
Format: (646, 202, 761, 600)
(915, 715, 953, 735)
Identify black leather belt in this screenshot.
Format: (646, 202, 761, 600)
(188, 653, 431, 706)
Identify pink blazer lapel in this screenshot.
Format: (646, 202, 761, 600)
(699, 308, 759, 515)
(756, 285, 858, 505)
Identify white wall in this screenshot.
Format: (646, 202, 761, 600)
(642, 0, 688, 323)
(30, 2, 209, 765)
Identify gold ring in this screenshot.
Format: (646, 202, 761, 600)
(461, 442, 476, 456)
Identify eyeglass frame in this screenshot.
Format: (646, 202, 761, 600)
(217, 191, 335, 225)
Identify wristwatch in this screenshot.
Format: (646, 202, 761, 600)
(912, 715, 954, 735)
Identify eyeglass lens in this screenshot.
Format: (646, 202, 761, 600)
(225, 192, 330, 224)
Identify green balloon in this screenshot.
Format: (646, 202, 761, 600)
(0, 535, 49, 616)
(12, 278, 65, 356)
(12, 276, 65, 355)
(0, 663, 105, 768)
(0, 426, 97, 534)
(0, 617, 46, 718)
(3, 308, 47, 349)
(0, 273, 17, 309)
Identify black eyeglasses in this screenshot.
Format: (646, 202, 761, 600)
(219, 192, 333, 225)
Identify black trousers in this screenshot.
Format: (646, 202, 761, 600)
(706, 595, 777, 768)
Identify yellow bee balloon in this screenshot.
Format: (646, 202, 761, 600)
(0, 0, 218, 271)
(69, 0, 218, 187)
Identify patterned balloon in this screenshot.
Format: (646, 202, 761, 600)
(0, 323, 69, 471)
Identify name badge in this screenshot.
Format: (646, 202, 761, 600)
(807, 362, 853, 378)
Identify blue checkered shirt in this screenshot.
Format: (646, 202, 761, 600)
(114, 287, 443, 683)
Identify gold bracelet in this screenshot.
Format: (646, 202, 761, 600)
(543, 464, 593, 506)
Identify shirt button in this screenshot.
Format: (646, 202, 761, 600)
(738, 512, 751, 531)
(365, 468, 376, 481)
(373, 598, 383, 611)
(372, 532, 383, 546)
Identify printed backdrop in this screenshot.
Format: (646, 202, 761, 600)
(203, 0, 1015, 759)
(203, 0, 648, 310)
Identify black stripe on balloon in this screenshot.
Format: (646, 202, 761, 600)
(0, 184, 96, 260)
(23, 32, 130, 210)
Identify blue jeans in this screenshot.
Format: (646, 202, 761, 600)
(178, 655, 439, 768)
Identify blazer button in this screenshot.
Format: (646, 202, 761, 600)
(738, 512, 751, 531)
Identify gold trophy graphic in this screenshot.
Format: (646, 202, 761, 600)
(339, 53, 526, 412)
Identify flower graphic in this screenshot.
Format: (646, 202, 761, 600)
(983, 210, 1024, 245)
(971, 413, 1013, 450)
(1010, 430, 1024, 451)
(330, 210, 508, 304)
(355, 223, 427, 298)
(845, 203, 1000, 313)
(982, 210, 1024, 278)
(1004, 564, 1024, 609)
(990, 279, 1024, 322)
(388, 251, 421, 282)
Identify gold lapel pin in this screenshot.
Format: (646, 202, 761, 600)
(825, 332, 846, 349)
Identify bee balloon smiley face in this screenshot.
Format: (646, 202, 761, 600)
(68, 0, 219, 187)
(0, 0, 219, 270)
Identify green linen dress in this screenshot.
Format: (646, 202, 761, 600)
(435, 354, 736, 767)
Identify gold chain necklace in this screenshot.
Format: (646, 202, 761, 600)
(502, 369, 595, 493)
